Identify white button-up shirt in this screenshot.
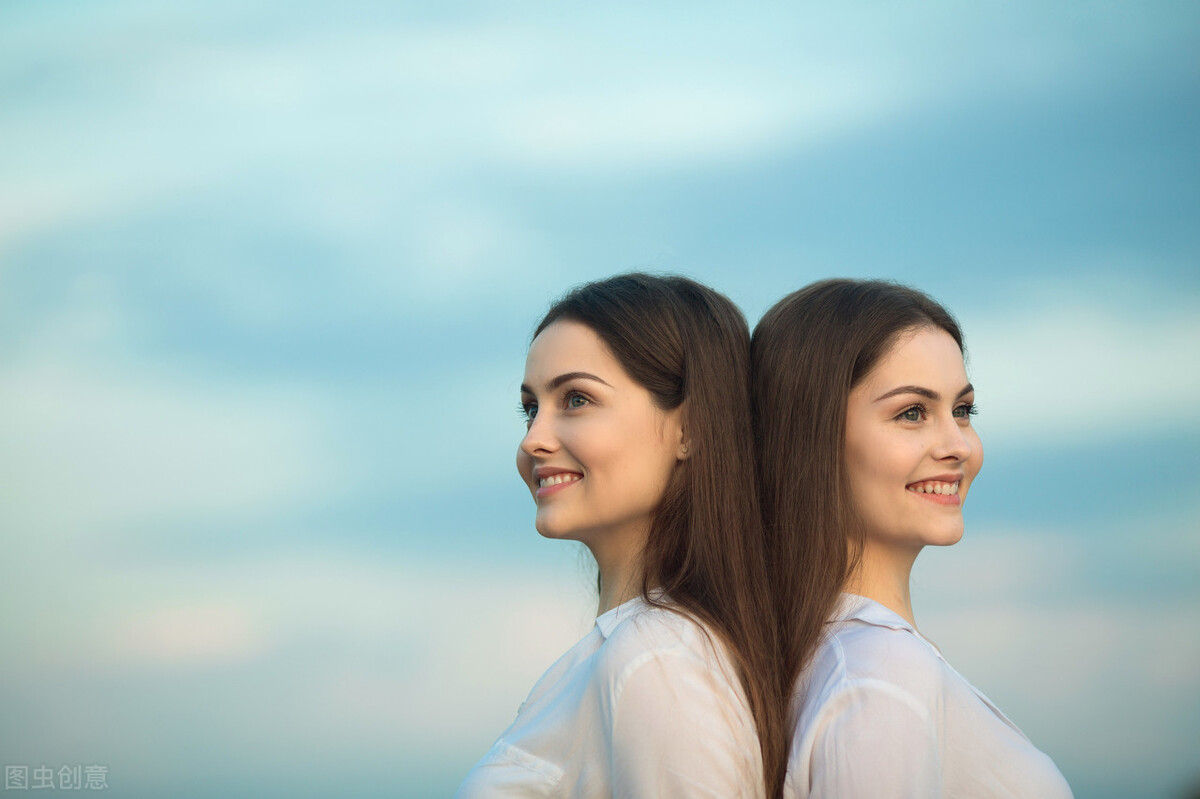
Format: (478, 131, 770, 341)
(785, 594, 1072, 799)
(456, 595, 765, 798)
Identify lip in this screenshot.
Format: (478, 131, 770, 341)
(532, 466, 583, 498)
(909, 473, 964, 486)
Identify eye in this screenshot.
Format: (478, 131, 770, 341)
(565, 390, 590, 409)
(897, 404, 926, 422)
(953, 402, 978, 420)
(518, 401, 537, 424)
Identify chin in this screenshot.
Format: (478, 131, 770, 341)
(533, 515, 575, 542)
(928, 528, 965, 547)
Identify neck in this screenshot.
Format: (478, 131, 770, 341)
(596, 563, 641, 616)
(847, 540, 921, 628)
(590, 528, 647, 616)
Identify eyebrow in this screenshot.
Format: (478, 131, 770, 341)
(873, 383, 974, 403)
(520, 371, 613, 396)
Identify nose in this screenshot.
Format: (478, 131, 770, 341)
(933, 416, 974, 463)
(519, 410, 558, 458)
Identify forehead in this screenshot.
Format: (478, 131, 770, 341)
(523, 320, 624, 384)
(860, 327, 967, 391)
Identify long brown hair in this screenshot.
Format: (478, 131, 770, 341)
(751, 278, 963, 706)
(536, 272, 786, 798)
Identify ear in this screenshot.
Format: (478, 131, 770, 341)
(673, 406, 692, 461)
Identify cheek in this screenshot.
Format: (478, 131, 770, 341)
(603, 430, 676, 493)
(847, 435, 908, 493)
(515, 447, 533, 486)
(844, 450, 884, 516)
(964, 430, 984, 485)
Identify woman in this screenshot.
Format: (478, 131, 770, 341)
(457, 273, 786, 798)
(752, 279, 1071, 798)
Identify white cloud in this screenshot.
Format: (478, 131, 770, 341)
(7, 0, 1176, 271)
(0, 12, 917, 255)
(492, 70, 904, 172)
(0, 280, 348, 546)
(117, 602, 262, 665)
(0, 547, 596, 791)
(0, 361, 340, 539)
(966, 296, 1200, 446)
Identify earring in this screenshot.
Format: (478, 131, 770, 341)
(681, 444, 689, 455)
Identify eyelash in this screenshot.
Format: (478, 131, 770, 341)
(895, 402, 978, 422)
(517, 390, 591, 424)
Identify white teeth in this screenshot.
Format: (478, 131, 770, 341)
(539, 473, 580, 488)
(908, 481, 960, 495)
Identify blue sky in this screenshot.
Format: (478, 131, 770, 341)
(2, 2, 1198, 797)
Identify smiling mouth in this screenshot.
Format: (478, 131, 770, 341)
(535, 473, 582, 498)
(907, 480, 960, 496)
(539, 474, 581, 489)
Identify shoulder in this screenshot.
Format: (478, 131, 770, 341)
(798, 619, 947, 726)
(595, 601, 764, 795)
(787, 623, 947, 798)
(587, 599, 749, 714)
(597, 601, 723, 675)
(834, 619, 946, 699)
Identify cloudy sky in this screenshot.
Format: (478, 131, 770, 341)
(2, 2, 1198, 797)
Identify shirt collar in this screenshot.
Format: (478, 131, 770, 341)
(835, 592, 946, 659)
(594, 592, 659, 639)
(836, 592, 916, 632)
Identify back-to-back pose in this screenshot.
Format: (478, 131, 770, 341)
(456, 273, 786, 798)
(752, 279, 1072, 798)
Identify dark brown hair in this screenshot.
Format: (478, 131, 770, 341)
(751, 278, 963, 705)
(536, 272, 786, 798)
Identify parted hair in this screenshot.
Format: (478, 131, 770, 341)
(535, 272, 786, 799)
(750, 278, 964, 710)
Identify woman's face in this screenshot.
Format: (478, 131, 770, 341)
(517, 320, 685, 558)
(844, 326, 983, 553)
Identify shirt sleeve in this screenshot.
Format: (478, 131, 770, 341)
(605, 647, 762, 799)
(808, 679, 942, 799)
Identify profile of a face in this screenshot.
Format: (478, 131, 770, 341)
(516, 320, 686, 560)
(844, 326, 984, 552)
